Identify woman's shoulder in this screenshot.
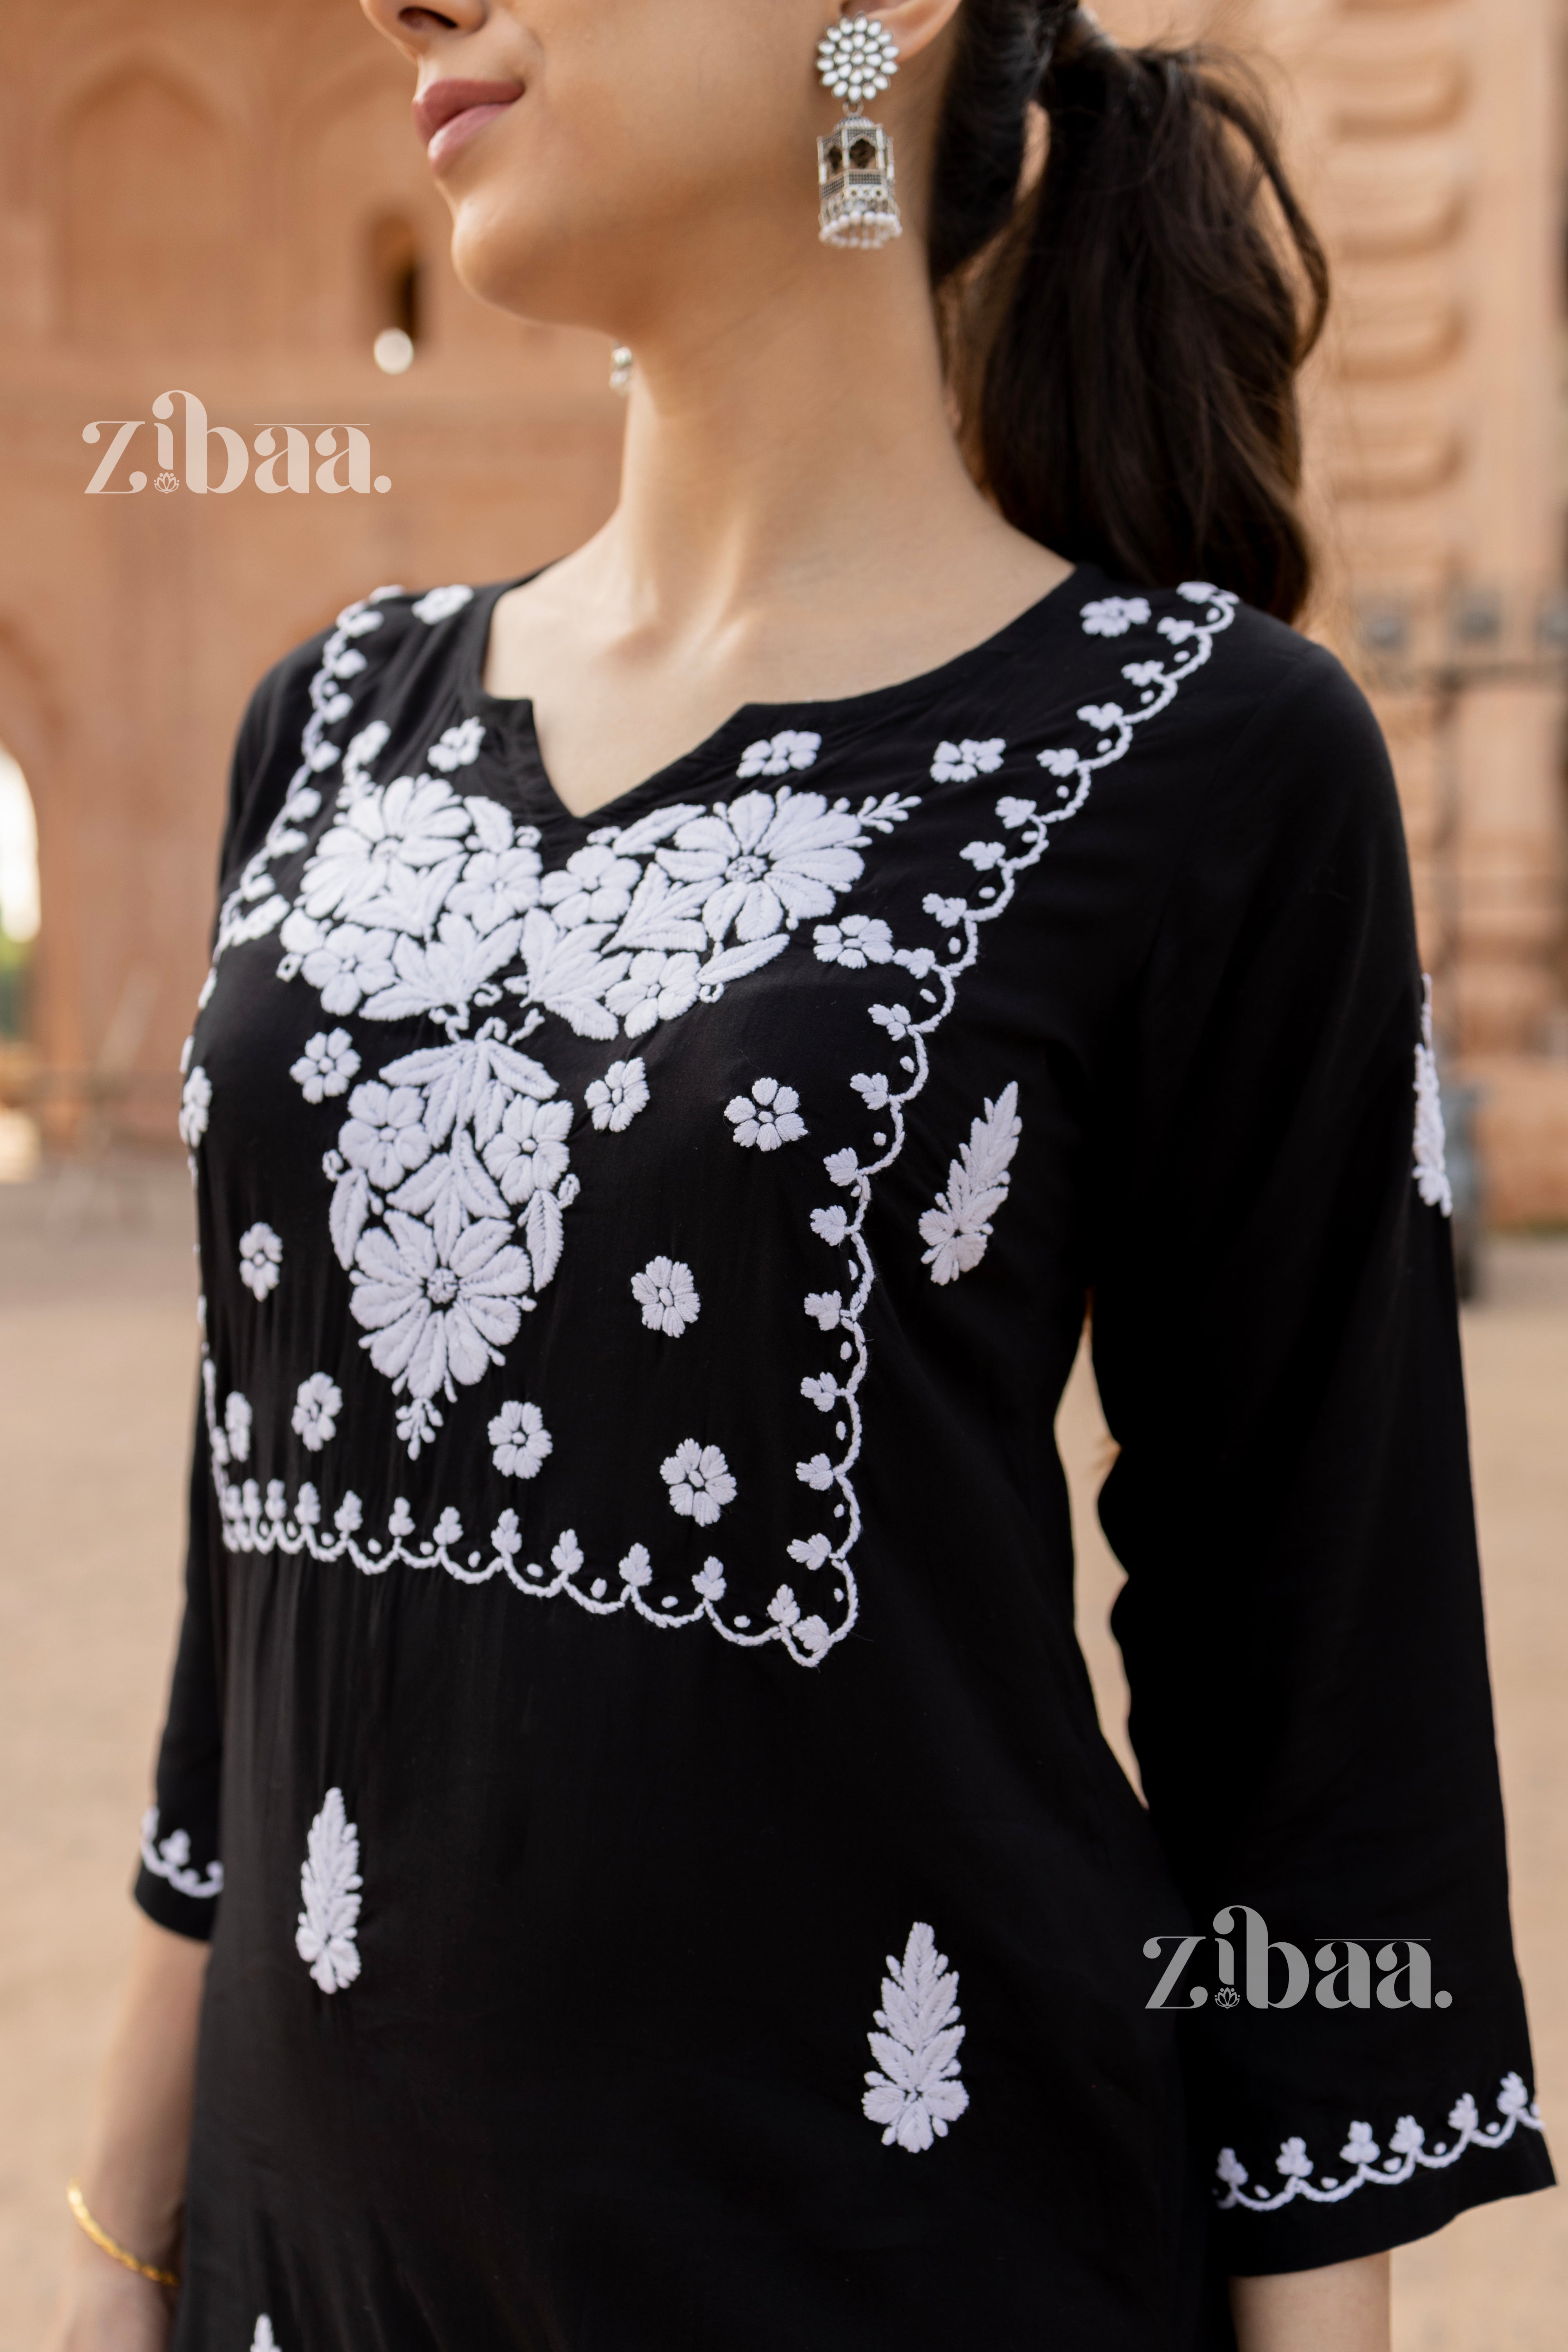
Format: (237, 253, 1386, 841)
(221, 580, 497, 871)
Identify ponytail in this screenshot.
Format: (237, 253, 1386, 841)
(931, 4, 1329, 622)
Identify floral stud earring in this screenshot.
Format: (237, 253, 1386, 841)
(609, 345, 634, 395)
(816, 15, 902, 249)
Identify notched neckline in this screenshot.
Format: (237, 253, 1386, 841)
(456, 562, 1093, 832)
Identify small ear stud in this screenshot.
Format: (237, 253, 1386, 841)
(609, 346, 634, 395)
(815, 16, 902, 250)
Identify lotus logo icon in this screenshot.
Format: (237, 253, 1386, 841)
(154, 471, 179, 494)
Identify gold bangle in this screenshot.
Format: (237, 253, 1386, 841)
(66, 2181, 179, 2289)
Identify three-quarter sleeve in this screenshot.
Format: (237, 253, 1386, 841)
(1089, 648, 1553, 2271)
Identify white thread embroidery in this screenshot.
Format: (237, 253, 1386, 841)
(250, 2319, 280, 2352)
(238, 1223, 283, 1301)
(1413, 974, 1453, 1216)
(426, 717, 485, 771)
(726, 1077, 807, 1151)
(291, 1027, 360, 1102)
(292, 1374, 341, 1452)
(489, 1399, 552, 1478)
(918, 1083, 1021, 1284)
(632, 1256, 701, 1336)
(586, 1056, 649, 1130)
(1080, 594, 1152, 638)
(222, 1392, 252, 1465)
(139, 1806, 223, 1900)
(179, 1067, 211, 1149)
(787, 584, 1238, 1663)
(411, 584, 474, 624)
(662, 1440, 736, 1526)
(930, 738, 1005, 783)
(814, 915, 896, 969)
(295, 1788, 362, 1993)
(862, 1922, 969, 2152)
(736, 729, 821, 778)
(1216, 2073, 1544, 2212)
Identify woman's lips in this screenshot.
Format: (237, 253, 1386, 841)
(413, 78, 523, 172)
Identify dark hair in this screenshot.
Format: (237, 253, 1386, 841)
(930, 4, 1330, 621)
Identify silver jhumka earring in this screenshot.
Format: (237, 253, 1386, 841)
(816, 15, 902, 249)
(609, 345, 634, 395)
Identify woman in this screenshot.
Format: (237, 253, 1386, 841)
(48, 3, 1551, 2348)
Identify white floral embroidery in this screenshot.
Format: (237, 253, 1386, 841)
(632, 1256, 701, 1336)
(139, 1806, 223, 1900)
(489, 1398, 552, 1478)
(1216, 2073, 1544, 2212)
(292, 1373, 342, 1452)
(862, 1922, 969, 2153)
(814, 914, 896, 968)
(223, 1392, 252, 1464)
(340, 719, 390, 804)
(656, 787, 902, 947)
(411, 583, 474, 623)
(786, 585, 1239, 1666)
(661, 1439, 736, 1526)
(726, 1076, 807, 1151)
(178, 1065, 211, 1148)
(426, 717, 485, 772)
(238, 1222, 283, 1301)
(1414, 975, 1453, 1216)
(483, 1096, 572, 1202)
(929, 737, 1005, 784)
(918, 1083, 1021, 1283)
(250, 2319, 279, 2352)
(604, 951, 702, 1036)
(295, 1788, 361, 1994)
(1080, 594, 1152, 638)
(736, 729, 821, 778)
(340, 1080, 430, 1189)
(351, 1213, 532, 1407)
(291, 1027, 360, 1102)
(586, 1056, 650, 1131)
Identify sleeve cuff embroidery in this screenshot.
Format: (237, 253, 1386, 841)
(140, 1806, 223, 1901)
(1216, 2071, 1543, 2212)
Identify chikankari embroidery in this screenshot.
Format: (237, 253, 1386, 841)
(863, 1922, 969, 2153)
(1413, 974, 1453, 1216)
(140, 1807, 223, 1901)
(295, 1787, 362, 1994)
(1217, 2073, 1544, 2212)
(918, 1083, 1021, 1284)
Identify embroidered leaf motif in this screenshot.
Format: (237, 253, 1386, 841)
(295, 1787, 362, 1994)
(918, 1082, 1020, 1284)
(862, 1922, 969, 2153)
(250, 2319, 279, 2352)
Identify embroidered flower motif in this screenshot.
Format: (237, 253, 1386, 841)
(661, 1439, 736, 1526)
(788, 1532, 833, 1571)
(1081, 594, 1151, 637)
(657, 787, 866, 944)
(1341, 2122, 1380, 2167)
(960, 840, 1006, 871)
(178, 1065, 211, 1148)
(295, 1788, 361, 1994)
(930, 738, 1005, 783)
(604, 951, 702, 1037)
(919, 1082, 1021, 1284)
(340, 1082, 432, 1192)
(223, 1392, 252, 1463)
(282, 920, 399, 1016)
(541, 843, 642, 929)
(1414, 974, 1452, 1216)
(340, 719, 390, 803)
(489, 1398, 553, 1479)
(735, 730, 821, 779)
(811, 1206, 849, 1246)
(426, 717, 485, 772)
(814, 914, 895, 968)
(796, 1453, 834, 1490)
(350, 1212, 532, 1401)
(411, 584, 474, 623)
(801, 1375, 837, 1411)
(139, 1807, 223, 1901)
(1275, 2137, 1314, 2180)
(297, 775, 472, 932)
(726, 1076, 807, 1151)
(1037, 747, 1079, 779)
(481, 1095, 573, 1203)
(586, 1056, 650, 1131)
(862, 1922, 969, 2153)
(693, 1559, 727, 1601)
(292, 1373, 342, 1453)
(804, 1290, 842, 1329)
(1216, 2073, 1544, 2214)
(445, 820, 543, 933)
(619, 1543, 653, 1589)
(238, 1223, 283, 1300)
(1216, 2149, 1249, 2191)
(291, 1028, 360, 1102)
(250, 2318, 280, 2352)
(632, 1256, 701, 1336)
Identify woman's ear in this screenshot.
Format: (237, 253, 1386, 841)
(842, 0, 967, 71)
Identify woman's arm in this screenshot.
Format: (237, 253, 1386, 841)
(42, 1915, 210, 2352)
(1232, 2254, 1390, 2352)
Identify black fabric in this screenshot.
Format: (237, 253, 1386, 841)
(137, 570, 1550, 2350)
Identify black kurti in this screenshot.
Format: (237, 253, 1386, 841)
(138, 569, 1551, 2352)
